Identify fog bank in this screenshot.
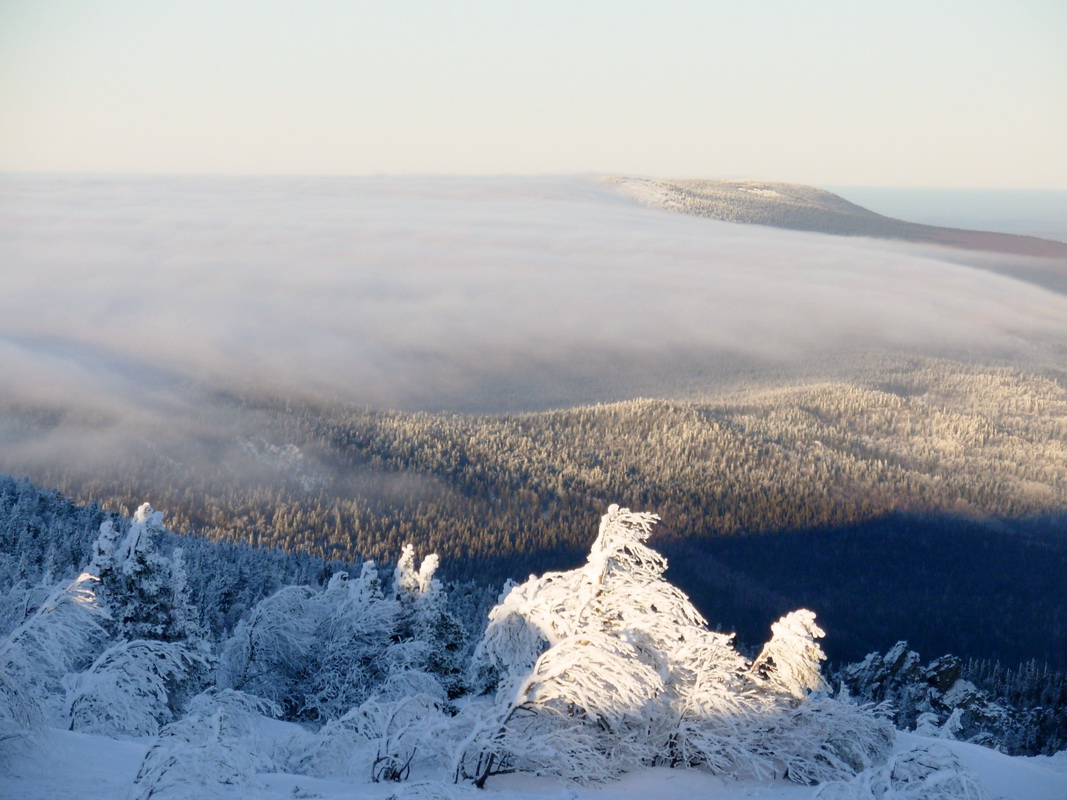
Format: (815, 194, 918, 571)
(2, 175, 1066, 420)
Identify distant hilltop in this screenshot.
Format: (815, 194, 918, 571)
(609, 177, 1067, 260)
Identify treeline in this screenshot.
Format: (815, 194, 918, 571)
(2, 358, 1066, 665)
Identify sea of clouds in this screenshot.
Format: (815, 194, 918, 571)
(2, 174, 1066, 423)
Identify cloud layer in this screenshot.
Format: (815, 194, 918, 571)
(2, 175, 1066, 419)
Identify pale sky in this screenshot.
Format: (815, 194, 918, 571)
(1, 0, 1065, 187)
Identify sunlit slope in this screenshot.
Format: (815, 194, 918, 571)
(610, 177, 1067, 259)
(7, 358, 1065, 570)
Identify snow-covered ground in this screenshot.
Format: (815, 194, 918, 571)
(3, 726, 1065, 800)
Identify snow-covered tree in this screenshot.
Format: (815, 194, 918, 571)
(0, 571, 109, 726)
(93, 504, 200, 643)
(464, 505, 728, 782)
(220, 584, 321, 716)
(460, 505, 892, 787)
(47, 504, 214, 736)
(0, 656, 43, 762)
(305, 564, 408, 720)
(394, 546, 468, 699)
(65, 638, 214, 737)
(748, 609, 828, 700)
(395, 545, 440, 599)
(222, 546, 464, 721)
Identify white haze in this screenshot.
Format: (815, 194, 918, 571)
(2, 174, 1067, 422)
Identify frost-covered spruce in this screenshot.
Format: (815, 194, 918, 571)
(93, 504, 201, 643)
(1, 501, 214, 744)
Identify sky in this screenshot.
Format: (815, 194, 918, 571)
(1, 0, 1065, 187)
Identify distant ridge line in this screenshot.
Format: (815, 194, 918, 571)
(608, 177, 1067, 260)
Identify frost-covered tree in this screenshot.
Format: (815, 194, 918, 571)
(0, 571, 109, 726)
(459, 505, 892, 787)
(0, 651, 43, 762)
(65, 638, 214, 737)
(394, 546, 469, 699)
(220, 584, 322, 716)
(464, 505, 733, 782)
(748, 609, 828, 700)
(220, 547, 461, 721)
(51, 504, 214, 737)
(305, 563, 409, 720)
(93, 504, 200, 643)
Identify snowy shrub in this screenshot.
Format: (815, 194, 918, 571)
(815, 743, 991, 800)
(363, 693, 453, 782)
(65, 639, 214, 737)
(290, 681, 453, 782)
(0, 661, 42, 762)
(754, 695, 896, 785)
(377, 669, 450, 703)
(127, 710, 264, 799)
(127, 690, 278, 800)
(185, 686, 282, 722)
(451, 699, 620, 787)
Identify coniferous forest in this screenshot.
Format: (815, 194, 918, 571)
(3, 357, 1065, 668)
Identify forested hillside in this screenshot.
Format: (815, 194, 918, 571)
(2, 358, 1066, 665)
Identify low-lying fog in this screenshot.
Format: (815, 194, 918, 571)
(2, 175, 1066, 476)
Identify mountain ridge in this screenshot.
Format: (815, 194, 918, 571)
(609, 176, 1067, 260)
